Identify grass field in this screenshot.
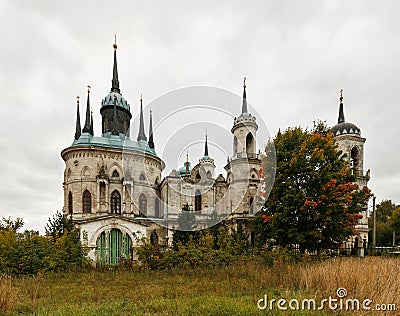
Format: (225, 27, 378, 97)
(1, 257, 399, 315)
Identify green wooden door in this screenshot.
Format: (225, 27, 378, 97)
(96, 229, 132, 267)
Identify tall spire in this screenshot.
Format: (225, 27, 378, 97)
(74, 96, 81, 140)
(111, 35, 120, 93)
(137, 94, 147, 141)
(185, 151, 189, 175)
(148, 108, 154, 149)
(241, 77, 248, 114)
(82, 85, 92, 135)
(204, 131, 209, 157)
(90, 110, 94, 135)
(338, 89, 345, 124)
(112, 92, 118, 135)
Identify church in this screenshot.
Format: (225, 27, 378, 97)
(61, 42, 369, 265)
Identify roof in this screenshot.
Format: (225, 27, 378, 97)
(71, 132, 158, 157)
(101, 91, 130, 111)
(178, 161, 192, 176)
(331, 122, 361, 136)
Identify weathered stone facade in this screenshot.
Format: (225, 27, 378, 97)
(331, 92, 370, 253)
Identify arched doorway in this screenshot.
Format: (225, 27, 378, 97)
(95, 229, 132, 267)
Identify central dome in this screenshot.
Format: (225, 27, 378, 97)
(331, 122, 361, 136)
(101, 92, 130, 111)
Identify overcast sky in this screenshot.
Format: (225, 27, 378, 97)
(0, 0, 399, 233)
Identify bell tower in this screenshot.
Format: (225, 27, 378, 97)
(331, 90, 370, 251)
(225, 78, 261, 216)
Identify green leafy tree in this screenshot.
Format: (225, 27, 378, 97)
(45, 210, 74, 239)
(368, 200, 397, 246)
(257, 123, 371, 253)
(172, 203, 199, 250)
(388, 206, 400, 245)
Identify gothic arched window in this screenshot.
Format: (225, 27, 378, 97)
(68, 191, 73, 214)
(111, 190, 121, 214)
(246, 133, 255, 156)
(350, 147, 359, 176)
(139, 194, 147, 216)
(82, 190, 91, 213)
(139, 173, 146, 181)
(112, 170, 119, 178)
(195, 189, 202, 213)
(155, 197, 160, 218)
(249, 196, 254, 215)
(233, 136, 238, 154)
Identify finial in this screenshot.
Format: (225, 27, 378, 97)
(186, 150, 189, 162)
(76, 96, 80, 104)
(87, 85, 91, 94)
(338, 89, 345, 124)
(243, 77, 246, 88)
(140, 94, 143, 103)
(113, 34, 117, 49)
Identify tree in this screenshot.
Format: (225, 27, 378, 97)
(257, 123, 371, 253)
(172, 203, 199, 250)
(388, 205, 400, 245)
(46, 210, 74, 239)
(368, 200, 397, 246)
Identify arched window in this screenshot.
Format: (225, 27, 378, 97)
(111, 190, 121, 214)
(206, 170, 212, 178)
(246, 133, 255, 156)
(99, 182, 106, 203)
(139, 173, 146, 181)
(233, 136, 238, 154)
(155, 197, 160, 218)
(195, 189, 202, 213)
(139, 194, 147, 216)
(82, 190, 91, 213)
(249, 196, 254, 215)
(68, 191, 73, 214)
(112, 170, 119, 178)
(350, 147, 359, 175)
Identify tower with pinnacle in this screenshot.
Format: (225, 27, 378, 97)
(331, 90, 370, 249)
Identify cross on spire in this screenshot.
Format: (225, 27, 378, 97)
(111, 35, 120, 93)
(82, 85, 93, 135)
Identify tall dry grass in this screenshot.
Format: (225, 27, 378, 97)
(0, 275, 15, 313)
(1, 257, 399, 315)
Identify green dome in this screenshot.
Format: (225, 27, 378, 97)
(178, 161, 192, 176)
(101, 92, 130, 111)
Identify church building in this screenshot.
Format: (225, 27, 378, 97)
(61, 42, 369, 265)
(61, 42, 262, 265)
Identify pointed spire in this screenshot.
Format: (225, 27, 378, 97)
(111, 35, 120, 93)
(204, 131, 209, 157)
(112, 92, 119, 135)
(82, 85, 92, 135)
(241, 77, 248, 114)
(338, 89, 345, 124)
(137, 94, 147, 141)
(90, 110, 94, 135)
(185, 151, 189, 175)
(74, 96, 81, 140)
(148, 108, 154, 149)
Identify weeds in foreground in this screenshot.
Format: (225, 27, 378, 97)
(1, 257, 399, 315)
